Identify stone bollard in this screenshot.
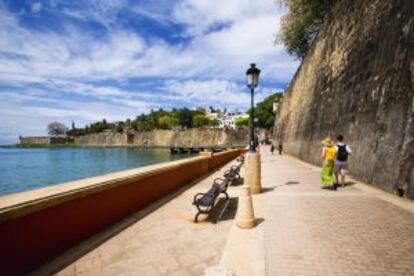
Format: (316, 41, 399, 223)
(245, 152, 261, 194)
(235, 185, 256, 229)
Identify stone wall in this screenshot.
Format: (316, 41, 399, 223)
(20, 137, 51, 145)
(20, 136, 74, 145)
(75, 129, 249, 147)
(274, 0, 414, 197)
(74, 133, 127, 145)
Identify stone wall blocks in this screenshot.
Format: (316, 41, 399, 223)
(274, 0, 414, 197)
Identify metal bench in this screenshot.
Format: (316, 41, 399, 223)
(224, 169, 240, 185)
(193, 178, 229, 222)
(230, 165, 241, 175)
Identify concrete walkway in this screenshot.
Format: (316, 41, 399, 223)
(31, 160, 241, 276)
(31, 148, 414, 276)
(258, 146, 414, 276)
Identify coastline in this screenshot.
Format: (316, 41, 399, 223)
(3, 143, 246, 149)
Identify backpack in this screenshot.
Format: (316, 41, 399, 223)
(337, 144, 348, 161)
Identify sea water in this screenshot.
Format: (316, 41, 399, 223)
(0, 147, 193, 196)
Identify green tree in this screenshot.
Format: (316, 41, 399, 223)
(234, 117, 250, 128)
(277, 0, 332, 59)
(177, 108, 194, 129)
(47, 122, 69, 136)
(125, 119, 132, 130)
(115, 122, 124, 133)
(248, 92, 283, 129)
(193, 114, 210, 127)
(158, 115, 179, 129)
(209, 118, 220, 127)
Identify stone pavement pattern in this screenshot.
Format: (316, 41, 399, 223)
(32, 160, 240, 276)
(259, 147, 414, 276)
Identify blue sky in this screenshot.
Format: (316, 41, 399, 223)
(0, 0, 299, 144)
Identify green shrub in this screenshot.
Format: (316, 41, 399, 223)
(277, 0, 332, 59)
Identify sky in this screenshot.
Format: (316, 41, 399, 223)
(0, 0, 299, 144)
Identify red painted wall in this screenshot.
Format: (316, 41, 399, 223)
(0, 150, 241, 275)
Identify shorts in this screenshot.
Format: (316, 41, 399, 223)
(334, 163, 348, 174)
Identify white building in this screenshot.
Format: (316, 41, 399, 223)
(218, 112, 249, 129)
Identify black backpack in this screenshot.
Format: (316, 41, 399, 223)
(337, 144, 348, 161)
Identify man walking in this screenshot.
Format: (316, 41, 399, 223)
(334, 135, 352, 187)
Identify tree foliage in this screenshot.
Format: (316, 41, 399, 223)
(248, 92, 283, 130)
(47, 122, 69, 136)
(234, 116, 249, 128)
(277, 0, 332, 59)
(66, 107, 219, 136)
(158, 115, 179, 129)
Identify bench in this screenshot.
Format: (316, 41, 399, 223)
(224, 169, 240, 185)
(230, 165, 241, 175)
(192, 178, 229, 222)
(236, 155, 245, 165)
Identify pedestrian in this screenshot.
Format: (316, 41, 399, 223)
(270, 143, 275, 155)
(334, 135, 352, 187)
(278, 143, 283, 155)
(321, 137, 337, 190)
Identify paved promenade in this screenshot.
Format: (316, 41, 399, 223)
(258, 147, 414, 276)
(32, 148, 414, 276)
(32, 160, 240, 276)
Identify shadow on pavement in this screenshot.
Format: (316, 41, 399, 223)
(261, 187, 276, 193)
(208, 197, 238, 223)
(256, 218, 265, 226)
(261, 181, 301, 193)
(338, 181, 356, 187)
(230, 177, 244, 186)
(285, 181, 300, 185)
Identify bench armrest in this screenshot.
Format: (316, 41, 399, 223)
(193, 192, 206, 205)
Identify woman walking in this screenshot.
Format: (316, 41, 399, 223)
(321, 137, 337, 190)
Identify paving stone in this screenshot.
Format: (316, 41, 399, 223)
(36, 160, 240, 275)
(259, 147, 414, 276)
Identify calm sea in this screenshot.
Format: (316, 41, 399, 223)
(0, 147, 193, 196)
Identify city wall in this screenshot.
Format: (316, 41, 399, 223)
(274, 0, 414, 197)
(19, 136, 74, 145)
(74, 129, 249, 147)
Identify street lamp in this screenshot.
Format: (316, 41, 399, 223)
(246, 63, 261, 152)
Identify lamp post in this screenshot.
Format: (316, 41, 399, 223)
(244, 63, 262, 195)
(246, 63, 261, 153)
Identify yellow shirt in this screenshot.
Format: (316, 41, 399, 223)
(324, 146, 337, 161)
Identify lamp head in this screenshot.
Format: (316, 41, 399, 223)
(246, 63, 261, 88)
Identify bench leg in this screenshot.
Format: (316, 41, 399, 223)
(194, 212, 201, 223)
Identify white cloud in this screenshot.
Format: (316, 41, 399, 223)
(0, 0, 299, 143)
(0, 89, 148, 141)
(162, 79, 279, 110)
(172, 0, 277, 36)
(31, 2, 42, 13)
(0, 0, 296, 84)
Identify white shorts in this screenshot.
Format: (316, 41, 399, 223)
(334, 163, 348, 173)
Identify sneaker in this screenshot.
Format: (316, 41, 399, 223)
(394, 187, 404, 197)
(332, 184, 338, 191)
